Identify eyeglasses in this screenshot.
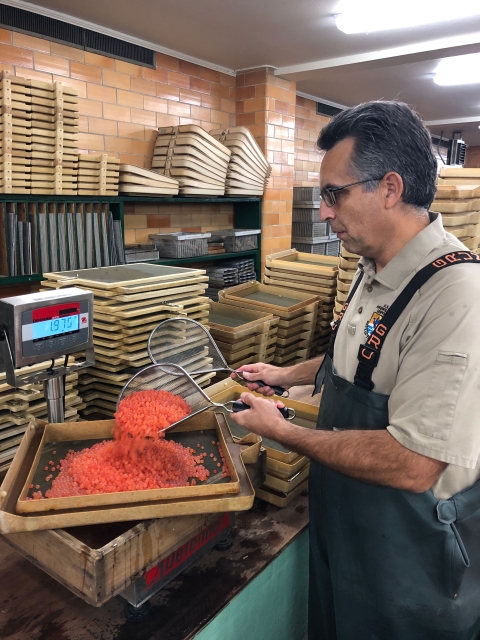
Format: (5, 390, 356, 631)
(320, 177, 384, 207)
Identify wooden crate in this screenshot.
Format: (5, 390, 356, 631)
(3, 510, 223, 606)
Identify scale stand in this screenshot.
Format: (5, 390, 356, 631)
(0, 289, 95, 423)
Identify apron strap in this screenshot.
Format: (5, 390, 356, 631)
(354, 250, 480, 391)
(313, 270, 365, 392)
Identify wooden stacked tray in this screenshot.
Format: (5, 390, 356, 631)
(218, 281, 322, 367)
(206, 378, 315, 507)
(264, 249, 338, 356)
(0, 71, 32, 194)
(437, 167, 480, 187)
(335, 244, 360, 318)
(433, 184, 480, 251)
(209, 126, 271, 196)
(119, 163, 179, 196)
(78, 154, 119, 196)
(0, 357, 84, 474)
(208, 301, 278, 372)
(26, 78, 78, 195)
(41, 263, 212, 417)
(151, 124, 231, 196)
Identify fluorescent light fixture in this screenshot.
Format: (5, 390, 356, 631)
(434, 53, 480, 86)
(335, 0, 480, 34)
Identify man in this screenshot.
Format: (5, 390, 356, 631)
(230, 101, 480, 639)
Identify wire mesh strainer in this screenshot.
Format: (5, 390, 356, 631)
(147, 317, 288, 397)
(117, 362, 295, 435)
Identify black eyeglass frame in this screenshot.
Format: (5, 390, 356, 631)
(321, 176, 385, 207)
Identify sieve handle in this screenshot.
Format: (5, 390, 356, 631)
(231, 400, 295, 420)
(255, 380, 288, 397)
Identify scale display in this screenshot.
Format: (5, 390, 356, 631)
(32, 315, 80, 341)
(31, 303, 81, 342)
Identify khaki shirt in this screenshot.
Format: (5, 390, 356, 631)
(333, 213, 480, 499)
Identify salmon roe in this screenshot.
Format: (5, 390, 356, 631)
(43, 390, 212, 499)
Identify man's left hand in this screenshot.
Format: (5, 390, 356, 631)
(229, 392, 290, 440)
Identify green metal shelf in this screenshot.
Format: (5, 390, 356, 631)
(122, 196, 261, 204)
(0, 274, 43, 285)
(0, 195, 262, 287)
(150, 250, 258, 266)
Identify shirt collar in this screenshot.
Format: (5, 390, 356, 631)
(358, 212, 446, 291)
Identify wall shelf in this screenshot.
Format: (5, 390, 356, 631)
(0, 195, 262, 289)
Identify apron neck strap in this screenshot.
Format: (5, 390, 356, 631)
(326, 269, 365, 361)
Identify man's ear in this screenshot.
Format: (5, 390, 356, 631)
(382, 172, 404, 210)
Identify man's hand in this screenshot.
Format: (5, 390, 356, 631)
(229, 392, 290, 439)
(232, 363, 291, 396)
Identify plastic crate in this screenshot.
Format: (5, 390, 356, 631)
(292, 221, 330, 237)
(124, 245, 160, 263)
(212, 229, 260, 253)
(293, 186, 320, 205)
(292, 238, 341, 256)
(292, 207, 321, 223)
(149, 232, 210, 258)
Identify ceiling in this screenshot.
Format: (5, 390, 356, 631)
(21, 0, 480, 144)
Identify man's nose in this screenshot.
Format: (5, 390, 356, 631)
(319, 198, 335, 222)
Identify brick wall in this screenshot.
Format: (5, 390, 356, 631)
(235, 67, 296, 263)
(465, 146, 480, 168)
(294, 96, 330, 186)
(0, 29, 235, 170)
(0, 30, 306, 264)
(124, 202, 234, 243)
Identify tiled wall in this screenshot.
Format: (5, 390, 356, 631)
(294, 96, 330, 187)
(465, 146, 480, 168)
(235, 67, 296, 261)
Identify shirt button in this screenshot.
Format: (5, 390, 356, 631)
(367, 286, 373, 293)
(358, 307, 363, 314)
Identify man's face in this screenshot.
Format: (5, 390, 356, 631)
(319, 137, 387, 258)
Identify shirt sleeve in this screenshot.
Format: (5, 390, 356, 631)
(387, 266, 480, 469)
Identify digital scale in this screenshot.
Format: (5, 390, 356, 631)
(0, 288, 95, 422)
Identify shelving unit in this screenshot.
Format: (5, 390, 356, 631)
(0, 195, 262, 290)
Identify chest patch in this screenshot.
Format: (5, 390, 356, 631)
(365, 304, 390, 338)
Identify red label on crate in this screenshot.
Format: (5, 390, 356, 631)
(32, 302, 80, 322)
(144, 513, 230, 588)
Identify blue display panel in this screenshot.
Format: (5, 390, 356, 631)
(32, 315, 79, 341)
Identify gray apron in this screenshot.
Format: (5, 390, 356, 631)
(309, 251, 480, 639)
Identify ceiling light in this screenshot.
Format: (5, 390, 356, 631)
(335, 0, 480, 34)
(434, 53, 480, 86)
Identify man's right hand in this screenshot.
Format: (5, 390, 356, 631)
(232, 363, 291, 397)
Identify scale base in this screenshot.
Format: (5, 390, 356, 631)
(124, 601, 152, 623)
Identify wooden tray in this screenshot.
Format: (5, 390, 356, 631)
(263, 462, 310, 492)
(42, 263, 208, 289)
(219, 281, 322, 316)
(432, 199, 480, 213)
(0, 412, 258, 532)
(153, 136, 230, 168)
(205, 379, 318, 463)
(255, 479, 308, 507)
(442, 211, 480, 226)
(435, 185, 480, 199)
